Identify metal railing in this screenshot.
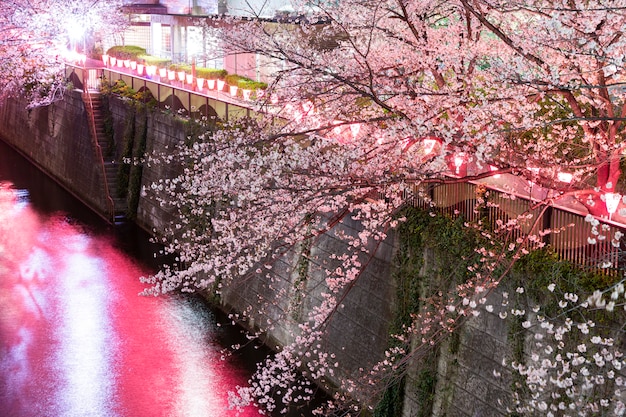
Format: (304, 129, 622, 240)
(81, 89, 116, 223)
(65, 63, 257, 122)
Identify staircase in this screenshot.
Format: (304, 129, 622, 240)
(82, 91, 127, 224)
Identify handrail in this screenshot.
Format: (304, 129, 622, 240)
(66, 63, 258, 122)
(81, 68, 116, 223)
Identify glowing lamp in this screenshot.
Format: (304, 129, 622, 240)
(332, 122, 343, 136)
(557, 172, 573, 183)
(453, 153, 465, 175)
(349, 123, 361, 138)
(605, 192, 621, 220)
(422, 138, 438, 155)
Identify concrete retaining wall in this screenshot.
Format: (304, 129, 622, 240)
(0, 92, 523, 416)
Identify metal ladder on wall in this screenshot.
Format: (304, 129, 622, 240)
(81, 72, 126, 225)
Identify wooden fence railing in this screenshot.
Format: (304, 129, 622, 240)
(411, 182, 625, 275)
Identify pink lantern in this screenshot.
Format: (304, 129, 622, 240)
(447, 152, 466, 176)
(454, 154, 464, 173)
(422, 138, 438, 155)
(557, 172, 573, 183)
(349, 123, 361, 138)
(605, 192, 621, 220)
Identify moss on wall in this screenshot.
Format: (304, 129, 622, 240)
(376, 207, 485, 417)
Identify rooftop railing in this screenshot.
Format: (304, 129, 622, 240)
(65, 61, 259, 122)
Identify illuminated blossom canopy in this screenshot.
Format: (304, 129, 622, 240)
(0, 0, 125, 107)
(149, 0, 626, 293)
(214, 0, 626, 197)
(142, 0, 626, 413)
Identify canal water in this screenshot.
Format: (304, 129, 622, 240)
(0, 139, 267, 417)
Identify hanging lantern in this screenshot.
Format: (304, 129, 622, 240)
(557, 172, 573, 183)
(605, 192, 621, 220)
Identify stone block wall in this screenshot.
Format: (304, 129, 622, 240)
(0, 91, 108, 216)
(0, 92, 554, 416)
(219, 214, 398, 400)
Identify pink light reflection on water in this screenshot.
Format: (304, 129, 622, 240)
(0, 184, 262, 417)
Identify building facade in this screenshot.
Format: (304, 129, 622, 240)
(108, 0, 295, 81)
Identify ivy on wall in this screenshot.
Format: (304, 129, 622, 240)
(375, 203, 625, 417)
(375, 206, 483, 417)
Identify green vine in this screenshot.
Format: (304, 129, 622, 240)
(290, 236, 312, 321)
(127, 106, 148, 218)
(375, 206, 484, 417)
(117, 106, 135, 201)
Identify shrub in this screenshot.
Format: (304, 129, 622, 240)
(196, 68, 227, 80)
(106, 46, 171, 67)
(106, 45, 147, 60)
(139, 55, 171, 67)
(224, 74, 267, 90)
(238, 78, 268, 91)
(168, 63, 191, 72)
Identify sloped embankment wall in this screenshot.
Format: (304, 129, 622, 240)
(0, 93, 529, 416)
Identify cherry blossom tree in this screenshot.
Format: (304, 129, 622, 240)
(0, 0, 125, 107)
(144, 0, 626, 414)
